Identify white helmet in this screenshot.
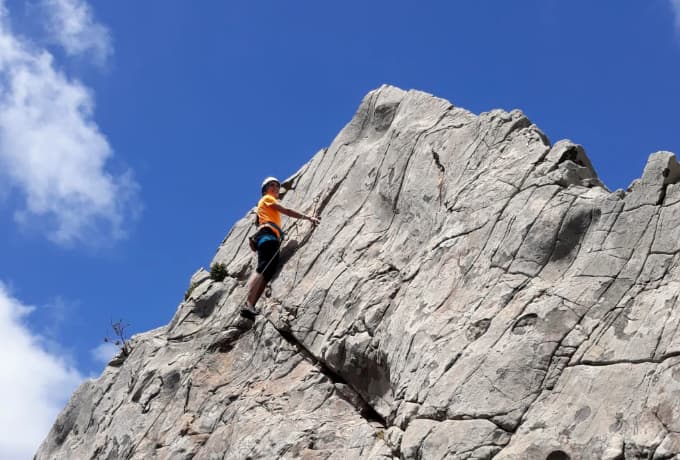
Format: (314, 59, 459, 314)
(261, 176, 280, 195)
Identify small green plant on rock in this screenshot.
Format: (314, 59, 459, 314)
(210, 262, 228, 282)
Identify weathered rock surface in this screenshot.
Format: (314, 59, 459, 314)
(37, 85, 680, 459)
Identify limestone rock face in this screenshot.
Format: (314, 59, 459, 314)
(37, 86, 680, 459)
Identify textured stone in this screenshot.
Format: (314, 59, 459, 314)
(37, 85, 680, 459)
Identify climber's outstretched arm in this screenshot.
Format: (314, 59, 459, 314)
(271, 203, 320, 225)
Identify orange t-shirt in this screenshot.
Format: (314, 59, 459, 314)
(257, 194, 281, 238)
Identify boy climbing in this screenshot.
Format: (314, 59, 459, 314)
(240, 176, 320, 319)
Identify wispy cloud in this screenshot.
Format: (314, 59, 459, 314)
(671, 0, 680, 34)
(39, 0, 112, 64)
(0, 0, 139, 246)
(91, 341, 118, 364)
(0, 282, 84, 459)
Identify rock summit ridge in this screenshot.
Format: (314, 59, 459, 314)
(38, 85, 680, 459)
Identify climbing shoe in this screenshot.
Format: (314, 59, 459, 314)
(240, 305, 258, 320)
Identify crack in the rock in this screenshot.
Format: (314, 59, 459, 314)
(302, 265, 351, 337)
(573, 350, 680, 367)
(570, 206, 660, 362)
(261, 316, 387, 427)
(431, 221, 489, 251)
(551, 206, 601, 279)
(294, 130, 401, 275)
(319, 269, 395, 342)
(583, 224, 660, 355)
(294, 156, 374, 282)
(459, 147, 554, 277)
(302, 146, 330, 200)
(280, 154, 316, 198)
(510, 191, 572, 275)
(457, 122, 497, 179)
(315, 157, 360, 218)
(124, 350, 215, 459)
(432, 148, 446, 205)
(414, 412, 514, 435)
(431, 148, 446, 174)
(391, 106, 454, 215)
(183, 378, 192, 413)
(419, 285, 543, 414)
(102, 396, 127, 432)
(490, 113, 535, 149)
(652, 295, 679, 360)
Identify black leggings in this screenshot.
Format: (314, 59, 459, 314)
(257, 239, 280, 281)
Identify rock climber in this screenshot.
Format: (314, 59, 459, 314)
(240, 176, 320, 319)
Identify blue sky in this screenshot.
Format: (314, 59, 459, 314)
(1, 1, 680, 457)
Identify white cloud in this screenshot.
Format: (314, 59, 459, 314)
(39, 0, 112, 64)
(91, 341, 118, 364)
(672, 0, 680, 34)
(39, 296, 76, 338)
(0, 1, 139, 246)
(0, 282, 85, 460)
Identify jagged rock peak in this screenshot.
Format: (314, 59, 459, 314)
(38, 86, 680, 459)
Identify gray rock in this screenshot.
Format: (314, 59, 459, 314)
(36, 85, 680, 459)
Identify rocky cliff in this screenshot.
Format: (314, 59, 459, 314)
(37, 85, 680, 459)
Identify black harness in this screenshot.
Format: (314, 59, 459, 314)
(249, 221, 284, 251)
